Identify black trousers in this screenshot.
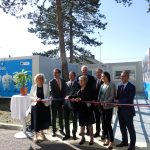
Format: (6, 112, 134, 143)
(93, 106, 101, 133)
(98, 106, 107, 136)
(64, 105, 77, 136)
(51, 103, 64, 132)
(118, 109, 136, 146)
(101, 107, 114, 142)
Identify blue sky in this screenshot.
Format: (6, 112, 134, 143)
(0, 0, 150, 63)
(95, 0, 150, 63)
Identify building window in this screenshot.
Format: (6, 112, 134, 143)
(114, 70, 136, 81)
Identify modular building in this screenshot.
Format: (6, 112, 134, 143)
(0, 54, 144, 97)
(86, 61, 143, 93)
(0, 55, 78, 98)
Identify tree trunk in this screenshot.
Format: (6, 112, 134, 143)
(69, 7, 73, 63)
(56, 0, 69, 81)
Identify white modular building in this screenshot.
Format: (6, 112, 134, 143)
(86, 61, 143, 93)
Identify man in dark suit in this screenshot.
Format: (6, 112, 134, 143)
(63, 71, 80, 140)
(116, 70, 136, 150)
(93, 68, 106, 138)
(49, 68, 66, 137)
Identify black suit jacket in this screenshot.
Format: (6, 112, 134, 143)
(95, 79, 103, 100)
(49, 78, 67, 105)
(65, 80, 80, 111)
(116, 82, 136, 116)
(66, 80, 80, 96)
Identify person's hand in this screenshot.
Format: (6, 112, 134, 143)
(42, 100, 46, 104)
(114, 99, 119, 103)
(70, 98, 75, 102)
(92, 100, 98, 106)
(103, 103, 107, 106)
(36, 98, 41, 101)
(75, 98, 81, 102)
(65, 96, 69, 100)
(101, 102, 104, 106)
(114, 99, 119, 107)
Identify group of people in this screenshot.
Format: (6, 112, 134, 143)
(29, 65, 136, 150)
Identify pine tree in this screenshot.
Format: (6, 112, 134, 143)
(28, 0, 107, 63)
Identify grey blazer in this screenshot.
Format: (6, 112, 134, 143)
(98, 82, 116, 109)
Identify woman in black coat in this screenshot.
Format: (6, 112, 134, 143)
(72, 75, 95, 145)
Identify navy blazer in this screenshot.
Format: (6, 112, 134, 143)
(116, 82, 136, 116)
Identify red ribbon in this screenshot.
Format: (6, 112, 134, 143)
(34, 98, 150, 107)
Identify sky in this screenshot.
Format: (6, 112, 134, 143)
(0, 0, 150, 63)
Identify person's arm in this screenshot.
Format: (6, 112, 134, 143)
(43, 84, 51, 106)
(49, 80, 54, 98)
(127, 85, 136, 104)
(106, 83, 116, 103)
(29, 85, 38, 101)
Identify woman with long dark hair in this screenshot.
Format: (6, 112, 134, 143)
(98, 72, 116, 149)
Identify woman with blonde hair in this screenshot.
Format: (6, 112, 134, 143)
(30, 73, 51, 143)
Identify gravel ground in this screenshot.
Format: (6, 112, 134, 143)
(0, 129, 78, 150)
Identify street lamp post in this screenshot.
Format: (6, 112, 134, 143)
(98, 32, 102, 62)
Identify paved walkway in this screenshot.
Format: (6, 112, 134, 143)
(0, 94, 150, 150)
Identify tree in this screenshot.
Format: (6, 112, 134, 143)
(55, 0, 68, 80)
(0, 0, 150, 77)
(0, 0, 69, 80)
(115, 0, 133, 6)
(28, 0, 107, 63)
(32, 49, 59, 58)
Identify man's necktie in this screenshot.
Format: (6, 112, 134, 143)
(96, 80, 100, 89)
(120, 85, 124, 94)
(56, 79, 61, 90)
(70, 82, 73, 88)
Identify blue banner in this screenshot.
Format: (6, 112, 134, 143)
(0, 59, 32, 97)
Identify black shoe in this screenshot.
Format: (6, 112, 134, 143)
(103, 143, 109, 146)
(127, 146, 135, 150)
(79, 132, 81, 136)
(101, 134, 106, 140)
(52, 132, 56, 137)
(116, 142, 128, 147)
(89, 141, 94, 145)
(59, 130, 65, 136)
(63, 135, 70, 140)
(79, 138, 85, 145)
(94, 132, 100, 138)
(85, 132, 89, 136)
(107, 146, 113, 149)
(73, 135, 77, 140)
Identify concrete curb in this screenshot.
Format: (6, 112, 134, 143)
(0, 122, 22, 130)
